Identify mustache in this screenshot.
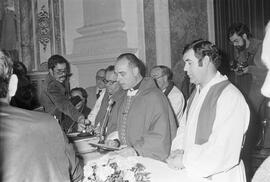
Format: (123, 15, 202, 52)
(60, 73, 72, 79)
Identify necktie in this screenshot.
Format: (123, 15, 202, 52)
(96, 89, 102, 99)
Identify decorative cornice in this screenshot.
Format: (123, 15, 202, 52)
(66, 48, 137, 65)
(77, 20, 125, 36)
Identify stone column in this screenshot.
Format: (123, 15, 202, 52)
(154, 0, 171, 68)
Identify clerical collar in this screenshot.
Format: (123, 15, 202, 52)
(130, 79, 143, 91)
(163, 81, 174, 96)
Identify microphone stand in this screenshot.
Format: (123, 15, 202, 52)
(98, 99, 115, 144)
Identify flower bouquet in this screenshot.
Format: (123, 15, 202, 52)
(83, 155, 151, 182)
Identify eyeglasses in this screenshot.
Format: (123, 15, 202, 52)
(54, 69, 67, 75)
(229, 37, 243, 46)
(151, 74, 164, 80)
(96, 76, 106, 82)
(104, 79, 118, 85)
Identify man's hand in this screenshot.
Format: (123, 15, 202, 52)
(166, 149, 185, 170)
(105, 139, 120, 148)
(77, 123, 86, 132)
(77, 115, 85, 124)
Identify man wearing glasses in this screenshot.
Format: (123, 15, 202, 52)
(151, 65, 185, 125)
(94, 65, 124, 136)
(40, 55, 89, 129)
(85, 69, 106, 110)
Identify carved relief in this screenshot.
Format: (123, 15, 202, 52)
(38, 5, 50, 52)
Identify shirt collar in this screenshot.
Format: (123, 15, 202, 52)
(127, 89, 138, 96)
(130, 79, 143, 91)
(197, 71, 227, 93)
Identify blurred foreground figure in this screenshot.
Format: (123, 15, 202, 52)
(252, 21, 270, 182)
(0, 50, 83, 182)
(10, 61, 38, 110)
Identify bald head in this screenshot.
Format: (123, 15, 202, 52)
(96, 69, 106, 89)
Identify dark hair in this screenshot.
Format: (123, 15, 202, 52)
(117, 53, 146, 77)
(183, 39, 221, 69)
(48, 54, 68, 70)
(71, 87, 88, 99)
(228, 23, 251, 39)
(152, 65, 173, 81)
(0, 50, 13, 98)
(13, 61, 27, 76)
(105, 65, 115, 73)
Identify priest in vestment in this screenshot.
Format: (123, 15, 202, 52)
(168, 40, 250, 182)
(106, 53, 177, 161)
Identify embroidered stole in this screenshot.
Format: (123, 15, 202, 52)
(119, 95, 135, 145)
(186, 80, 230, 144)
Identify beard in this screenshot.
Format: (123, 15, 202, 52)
(236, 38, 247, 51)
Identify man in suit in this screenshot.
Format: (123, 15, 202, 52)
(40, 55, 88, 129)
(94, 65, 124, 136)
(85, 68, 106, 110)
(62, 87, 91, 133)
(0, 50, 83, 182)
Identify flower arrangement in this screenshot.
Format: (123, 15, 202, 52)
(83, 155, 151, 182)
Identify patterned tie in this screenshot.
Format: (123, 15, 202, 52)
(96, 89, 102, 99)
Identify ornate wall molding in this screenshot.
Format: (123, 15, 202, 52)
(16, 0, 65, 72)
(38, 5, 50, 52)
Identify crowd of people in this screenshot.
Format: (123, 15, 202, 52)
(1, 21, 270, 182)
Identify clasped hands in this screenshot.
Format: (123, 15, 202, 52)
(166, 149, 185, 170)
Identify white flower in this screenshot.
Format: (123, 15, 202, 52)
(83, 164, 94, 181)
(83, 154, 149, 182)
(123, 170, 136, 182)
(95, 165, 114, 181)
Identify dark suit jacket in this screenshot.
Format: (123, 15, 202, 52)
(97, 89, 125, 133)
(94, 91, 110, 127)
(0, 102, 83, 182)
(40, 74, 81, 122)
(85, 86, 97, 109)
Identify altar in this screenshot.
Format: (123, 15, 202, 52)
(71, 136, 208, 182)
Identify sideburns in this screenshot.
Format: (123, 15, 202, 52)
(198, 59, 203, 67)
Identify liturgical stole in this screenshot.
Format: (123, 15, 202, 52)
(186, 80, 230, 144)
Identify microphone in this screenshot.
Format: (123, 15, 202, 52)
(99, 99, 115, 143)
